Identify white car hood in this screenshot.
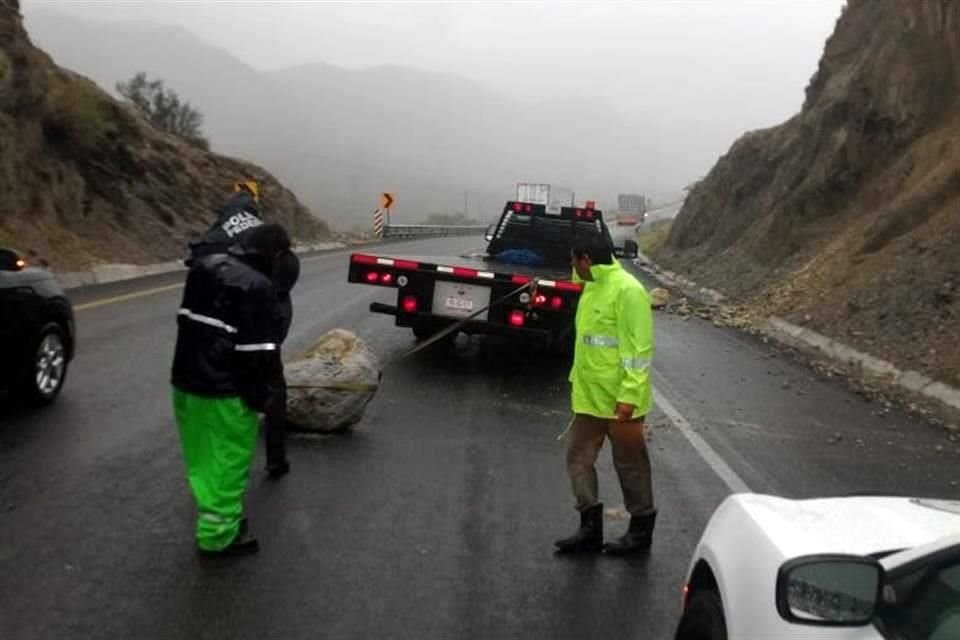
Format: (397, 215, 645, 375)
(733, 494, 960, 560)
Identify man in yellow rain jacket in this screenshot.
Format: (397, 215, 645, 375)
(555, 232, 657, 555)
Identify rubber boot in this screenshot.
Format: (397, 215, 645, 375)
(199, 528, 260, 557)
(603, 511, 656, 555)
(554, 503, 604, 554)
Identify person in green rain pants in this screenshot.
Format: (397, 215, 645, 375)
(171, 224, 290, 556)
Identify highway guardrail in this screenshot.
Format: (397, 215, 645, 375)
(382, 224, 487, 239)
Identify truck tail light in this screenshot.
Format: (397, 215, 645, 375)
(551, 296, 563, 310)
(402, 296, 418, 313)
(365, 271, 379, 283)
(508, 310, 525, 327)
(380, 272, 394, 284)
(533, 294, 548, 307)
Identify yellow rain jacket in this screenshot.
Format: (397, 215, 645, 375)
(569, 261, 654, 419)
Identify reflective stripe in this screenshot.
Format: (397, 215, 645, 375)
(178, 308, 238, 334)
(621, 356, 652, 371)
(200, 512, 230, 523)
(235, 342, 277, 352)
(583, 335, 619, 348)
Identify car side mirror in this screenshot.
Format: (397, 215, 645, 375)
(0, 248, 26, 271)
(776, 555, 883, 627)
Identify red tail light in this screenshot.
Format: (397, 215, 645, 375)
(512, 275, 532, 285)
(508, 310, 525, 327)
(513, 202, 523, 211)
(525, 204, 532, 213)
(380, 272, 394, 284)
(394, 259, 419, 270)
(453, 266, 478, 279)
(353, 254, 379, 265)
(365, 271, 379, 283)
(402, 296, 418, 313)
(533, 294, 548, 307)
(551, 296, 563, 310)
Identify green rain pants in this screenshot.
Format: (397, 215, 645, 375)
(172, 387, 258, 551)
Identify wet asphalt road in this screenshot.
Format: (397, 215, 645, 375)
(1, 234, 958, 639)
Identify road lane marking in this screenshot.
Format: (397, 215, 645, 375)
(653, 387, 752, 494)
(74, 283, 184, 311)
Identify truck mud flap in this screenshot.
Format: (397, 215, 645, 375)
(370, 302, 398, 316)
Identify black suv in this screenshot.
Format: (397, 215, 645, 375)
(0, 248, 75, 404)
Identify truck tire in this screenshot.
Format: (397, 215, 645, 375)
(674, 590, 727, 640)
(412, 321, 456, 346)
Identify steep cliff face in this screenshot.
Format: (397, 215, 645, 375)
(660, 0, 960, 385)
(0, 3, 328, 270)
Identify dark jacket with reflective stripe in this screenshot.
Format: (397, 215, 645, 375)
(187, 192, 264, 264)
(171, 251, 276, 411)
(271, 249, 300, 344)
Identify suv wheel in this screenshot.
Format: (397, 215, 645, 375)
(675, 590, 727, 640)
(21, 323, 69, 405)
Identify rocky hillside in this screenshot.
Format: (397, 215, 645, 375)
(0, 2, 328, 271)
(658, 0, 960, 386)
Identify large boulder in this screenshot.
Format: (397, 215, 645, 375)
(285, 329, 380, 433)
(650, 287, 671, 310)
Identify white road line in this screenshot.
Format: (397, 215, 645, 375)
(653, 388, 752, 494)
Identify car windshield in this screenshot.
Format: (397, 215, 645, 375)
(879, 557, 960, 640)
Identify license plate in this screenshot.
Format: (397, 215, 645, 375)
(432, 281, 491, 320)
(445, 297, 474, 311)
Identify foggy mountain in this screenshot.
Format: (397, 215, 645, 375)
(25, 10, 675, 229)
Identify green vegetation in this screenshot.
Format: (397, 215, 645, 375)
(43, 82, 114, 150)
(636, 219, 673, 256)
(117, 72, 209, 149)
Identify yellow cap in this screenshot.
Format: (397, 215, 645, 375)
(234, 180, 260, 203)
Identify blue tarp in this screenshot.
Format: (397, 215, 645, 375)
(496, 249, 545, 267)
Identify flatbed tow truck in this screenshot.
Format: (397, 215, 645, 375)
(347, 199, 638, 350)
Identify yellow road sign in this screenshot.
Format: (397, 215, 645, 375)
(380, 192, 395, 209)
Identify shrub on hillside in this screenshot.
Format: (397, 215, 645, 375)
(117, 72, 209, 150)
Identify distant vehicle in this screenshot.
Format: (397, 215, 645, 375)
(675, 493, 960, 640)
(616, 192, 647, 226)
(347, 194, 638, 350)
(0, 248, 75, 404)
(515, 182, 575, 215)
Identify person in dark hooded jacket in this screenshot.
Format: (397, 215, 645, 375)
(171, 224, 290, 556)
(187, 180, 265, 265)
(263, 248, 301, 478)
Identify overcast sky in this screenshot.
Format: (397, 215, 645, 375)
(27, 0, 844, 188)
